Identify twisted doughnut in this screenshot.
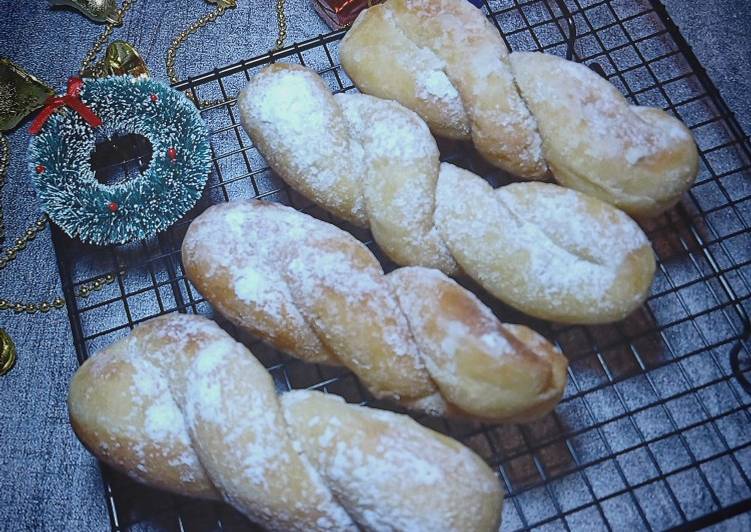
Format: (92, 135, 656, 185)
(240, 63, 458, 275)
(68, 313, 503, 531)
(340, 0, 699, 216)
(238, 65, 656, 324)
(182, 200, 568, 423)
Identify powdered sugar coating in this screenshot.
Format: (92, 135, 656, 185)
(69, 314, 503, 530)
(72, 332, 215, 493)
(343, 0, 696, 196)
(180, 328, 354, 530)
(435, 163, 656, 324)
(391, 0, 547, 176)
(336, 92, 458, 274)
(341, 0, 548, 178)
(240, 65, 459, 273)
(238, 66, 367, 226)
(183, 200, 568, 421)
(182, 200, 332, 364)
(183, 200, 436, 402)
(417, 69, 459, 101)
(237, 64, 651, 324)
(509, 51, 698, 216)
(341, 4, 471, 139)
(70, 314, 356, 531)
(282, 390, 503, 531)
(389, 267, 568, 421)
(510, 52, 690, 167)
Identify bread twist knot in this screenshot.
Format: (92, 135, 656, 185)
(182, 200, 568, 423)
(238, 65, 656, 324)
(340, 0, 699, 217)
(68, 314, 503, 531)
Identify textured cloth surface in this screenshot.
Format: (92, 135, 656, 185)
(0, 1, 749, 531)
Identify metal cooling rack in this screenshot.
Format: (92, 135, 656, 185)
(53, 0, 751, 530)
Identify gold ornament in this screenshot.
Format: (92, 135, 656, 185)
(208, 0, 238, 8)
(81, 40, 149, 79)
(0, 58, 54, 132)
(48, 0, 119, 24)
(0, 328, 16, 375)
(0, 0, 265, 376)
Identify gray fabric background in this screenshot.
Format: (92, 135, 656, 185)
(0, 0, 749, 531)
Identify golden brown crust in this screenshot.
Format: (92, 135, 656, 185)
(182, 201, 434, 402)
(282, 391, 503, 531)
(341, 3, 471, 140)
(182, 201, 336, 365)
(68, 335, 222, 500)
(68, 313, 504, 531)
(182, 200, 569, 423)
(389, 267, 568, 422)
(239, 64, 656, 325)
(341, 1, 698, 207)
(509, 52, 699, 217)
(434, 163, 657, 324)
(239, 64, 458, 274)
(341, 0, 548, 178)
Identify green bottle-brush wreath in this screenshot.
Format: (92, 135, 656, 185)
(28, 75, 211, 246)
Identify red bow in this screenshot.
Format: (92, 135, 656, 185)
(29, 77, 102, 135)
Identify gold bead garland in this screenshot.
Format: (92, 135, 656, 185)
(0, 0, 288, 374)
(0, 133, 120, 317)
(166, 0, 287, 109)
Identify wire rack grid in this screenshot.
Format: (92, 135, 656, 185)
(52, 0, 751, 530)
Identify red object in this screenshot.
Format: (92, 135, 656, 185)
(108, 202, 119, 213)
(35, 164, 46, 174)
(167, 147, 177, 161)
(313, 0, 383, 30)
(150, 94, 158, 103)
(29, 77, 103, 135)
